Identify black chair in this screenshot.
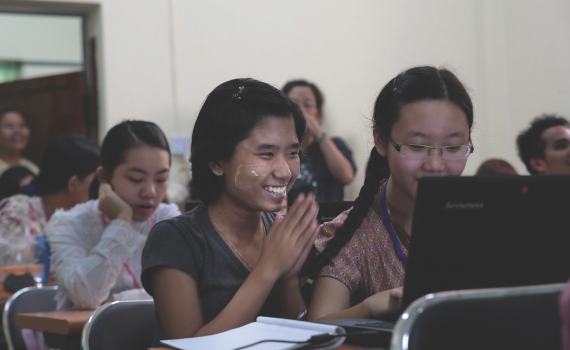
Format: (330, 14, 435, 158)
(2, 286, 58, 350)
(391, 283, 565, 350)
(81, 299, 156, 350)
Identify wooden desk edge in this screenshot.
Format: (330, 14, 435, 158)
(14, 310, 94, 335)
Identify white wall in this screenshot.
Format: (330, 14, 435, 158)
(4, 0, 570, 199)
(474, 0, 570, 175)
(170, 0, 480, 199)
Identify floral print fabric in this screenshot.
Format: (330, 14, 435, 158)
(314, 191, 407, 305)
(0, 195, 46, 265)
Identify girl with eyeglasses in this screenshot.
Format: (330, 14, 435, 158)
(307, 66, 475, 321)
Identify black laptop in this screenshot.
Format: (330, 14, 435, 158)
(316, 175, 570, 344)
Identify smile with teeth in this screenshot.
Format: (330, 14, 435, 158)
(264, 186, 286, 195)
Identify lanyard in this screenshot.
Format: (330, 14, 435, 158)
(99, 212, 154, 289)
(380, 179, 408, 268)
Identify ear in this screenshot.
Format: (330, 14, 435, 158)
(373, 129, 387, 157)
(208, 161, 224, 176)
(96, 166, 108, 184)
(529, 158, 547, 174)
(67, 175, 79, 194)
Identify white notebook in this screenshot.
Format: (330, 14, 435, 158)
(161, 316, 346, 350)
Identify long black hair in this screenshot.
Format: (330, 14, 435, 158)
(0, 166, 35, 200)
(34, 134, 100, 195)
(190, 78, 306, 205)
(99, 120, 171, 180)
(308, 66, 474, 278)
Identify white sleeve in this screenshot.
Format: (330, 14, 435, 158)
(47, 214, 146, 309)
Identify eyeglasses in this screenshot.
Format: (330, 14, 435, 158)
(387, 135, 474, 160)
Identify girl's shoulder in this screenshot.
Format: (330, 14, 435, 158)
(153, 202, 182, 222)
(150, 204, 208, 239)
(315, 207, 352, 252)
(316, 206, 386, 252)
(47, 200, 99, 232)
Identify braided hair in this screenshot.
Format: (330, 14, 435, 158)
(308, 66, 474, 278)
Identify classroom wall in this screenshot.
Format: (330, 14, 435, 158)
(3, 0, 570, 199)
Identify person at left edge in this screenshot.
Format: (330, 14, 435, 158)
(0, 135, 99, 266)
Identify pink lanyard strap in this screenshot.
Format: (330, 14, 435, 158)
(99, 212, 154, 289)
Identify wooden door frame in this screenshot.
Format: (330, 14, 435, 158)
(0, 4, 99, 142)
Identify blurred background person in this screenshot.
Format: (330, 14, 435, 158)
(0, 106, 38, 176)
(516, 114, 570, 175)
(0, 165, 35, 201)
(282, 80, 356, 204)
(475, 158, 518, 176)
(0, 134, 100, 266)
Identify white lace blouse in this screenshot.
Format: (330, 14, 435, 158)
(46, 199, 181, 309)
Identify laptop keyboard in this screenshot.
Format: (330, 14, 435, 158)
(353, 320, 395, 329)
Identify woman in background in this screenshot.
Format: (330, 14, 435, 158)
(0, 134, 99, 266)
(0, 107, 38, 176)
(307, 66, 475, 320)
(282, 80, 356, 203)
(47, 121, 181, 310)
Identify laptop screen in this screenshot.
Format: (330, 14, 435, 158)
(401, 175, 570, 311)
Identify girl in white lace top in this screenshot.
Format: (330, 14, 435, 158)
(46, 121, 181, 309)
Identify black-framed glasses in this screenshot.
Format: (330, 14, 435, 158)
(387, 135, 474, 160)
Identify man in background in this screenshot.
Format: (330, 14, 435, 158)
(517, 114, 570, 175)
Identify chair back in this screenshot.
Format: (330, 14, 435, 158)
(391, 283, 565, 350)
(81, 299, 156, 350)
(2, 286, 58, 350)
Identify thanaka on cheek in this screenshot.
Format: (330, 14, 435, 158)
(234, 164, 268, 190)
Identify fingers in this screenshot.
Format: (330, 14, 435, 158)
(277, 192, 313, 235)
(391, 287, 404, 297)
(287, 193, 318, 234)
(98, 183, 111, 197)
(291, 200, 318, 243)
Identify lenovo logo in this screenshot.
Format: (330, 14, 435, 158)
(445, 201, 484, 209)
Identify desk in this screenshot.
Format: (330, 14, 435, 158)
(14, 310, 93, 334)
(15, 310, 94, 350)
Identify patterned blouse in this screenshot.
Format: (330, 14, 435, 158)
(314, 183, 408, 305)
(0, 195, 47, 266)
